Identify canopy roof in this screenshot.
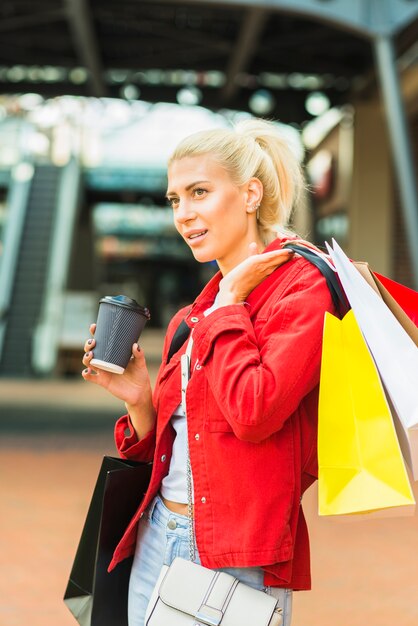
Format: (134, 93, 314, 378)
(1, 0, 417, 123)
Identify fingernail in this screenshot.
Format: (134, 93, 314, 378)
(83, 368, 89, 374)
(87, 339, 93, 345)
(85, 351, 91, 358)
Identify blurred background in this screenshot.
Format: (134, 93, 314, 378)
(0, 1, 418, 625)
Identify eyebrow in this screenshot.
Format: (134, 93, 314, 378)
(166, 180, 211, 197)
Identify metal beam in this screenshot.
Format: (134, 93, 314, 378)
(221, 7, 268, 103)
(142, 0, 418, 39)
(374, 35, 418, 289)
(64, 0, 107, 97)
(0, 9, 66, 32)
(95, 11, 230, 54)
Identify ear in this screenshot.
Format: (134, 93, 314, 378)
(245, 177, 263, 212)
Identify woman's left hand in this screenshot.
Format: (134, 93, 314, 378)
(217, 243, 294, 306)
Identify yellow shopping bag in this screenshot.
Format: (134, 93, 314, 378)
(318, 309, 415, 517)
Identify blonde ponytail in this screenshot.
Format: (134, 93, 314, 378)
(168, 118, 306, 244)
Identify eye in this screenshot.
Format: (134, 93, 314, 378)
(167, 196, 179, 208)
(192, 187, 207, 198)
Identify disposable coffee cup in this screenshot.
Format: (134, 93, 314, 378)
(90, 295, 150, 374)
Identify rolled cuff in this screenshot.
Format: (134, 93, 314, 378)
(115, 413, 156, 461)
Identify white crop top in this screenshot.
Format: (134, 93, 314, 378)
(160, 402, 189, 503)
(160, 296, 220, 504)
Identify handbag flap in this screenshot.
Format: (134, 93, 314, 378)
(157, 558, 278, 626)
(159, 558, 225, 615)
(220, 584, 279, 626)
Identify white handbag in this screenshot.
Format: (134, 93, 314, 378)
(145, 337, 285, 626)
(145, 557, 283, 626)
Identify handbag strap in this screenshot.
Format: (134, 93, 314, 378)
(180, 336, 197, 563)
(283, 242, 348, 314)
(167, 318, 192, 364)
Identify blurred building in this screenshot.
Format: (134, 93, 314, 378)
(0, 103, 226, 377)
(0, 0, 417, 379)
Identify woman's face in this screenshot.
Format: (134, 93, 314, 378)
(166, 154, 263, 274)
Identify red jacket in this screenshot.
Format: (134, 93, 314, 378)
(109, 237, 335, 590)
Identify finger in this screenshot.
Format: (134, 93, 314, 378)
(258, 250, 294, 273)
(260, 250, 294, 265)
(249, 249, 293, 263)
(82, 350, 93, 367)
(262, 249, 294, 259)
(89, 323, 96, 336)
(132, 343, 142, 358)
(81, 367, 100, 383)
(83, 337, 95, 352)
(129, 343, 147, 367)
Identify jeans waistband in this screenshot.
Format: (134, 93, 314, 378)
(147, 494, 190, 530)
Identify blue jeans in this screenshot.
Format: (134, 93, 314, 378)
(128, 494, 293, 626)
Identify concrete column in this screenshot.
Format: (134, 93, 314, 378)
(374, 35, 418, 288)
(348, 101, 393, 276)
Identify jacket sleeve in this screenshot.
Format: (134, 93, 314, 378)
(114, 414, 156, 461)
(114, 307, 189, 460)
(191, 261, 334, 443)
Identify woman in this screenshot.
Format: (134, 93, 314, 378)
(82, 119, 336, 626)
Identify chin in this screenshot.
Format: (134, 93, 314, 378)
(191, 248, 217, 264)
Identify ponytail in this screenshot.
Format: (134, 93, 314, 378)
(168, 118, 306, 244)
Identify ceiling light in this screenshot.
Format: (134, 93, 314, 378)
(176, 87, 202, 106)
(7, 66, 26, 82)
(121, 84, 140, 100)
(305, 91, 331, 116)
(69, 68, 88, 84)
(249, 89, 275, 116)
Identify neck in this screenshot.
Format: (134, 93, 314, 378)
(217, 233, 265, 276)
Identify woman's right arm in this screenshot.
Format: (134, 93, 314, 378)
(82, 324, 156, 441)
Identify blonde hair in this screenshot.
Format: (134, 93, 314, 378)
(168, 118, 306, 244)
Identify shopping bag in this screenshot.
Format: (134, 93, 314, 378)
(64, 456, 152, 626)
(354, 262, 418, 345)
(327, 239, 418, 480)
(374, 271, 418, 326)
(318, 309, 415, 517)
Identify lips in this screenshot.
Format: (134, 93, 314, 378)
(188, 230, 207, 240)
(184, 229, 208, 245)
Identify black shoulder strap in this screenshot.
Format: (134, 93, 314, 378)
(166, 319, 191, 364)
(283, 243, 348, 313)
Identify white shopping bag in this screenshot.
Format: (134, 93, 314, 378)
(326, 239, 418, 480)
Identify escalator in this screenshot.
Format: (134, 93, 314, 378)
(0, 165, 62, 376)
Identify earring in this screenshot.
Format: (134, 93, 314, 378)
(247, 203, 261, 220)
(253, 203, 261, 221)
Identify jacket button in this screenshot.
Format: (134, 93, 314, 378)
(191, 316, 199, 323)
(195, 433, 200, 440)
(161, 454, 167, 462)
(201, 497, 206, 504)
(167, 519, 177, 530)
(196, 363, 202, 370)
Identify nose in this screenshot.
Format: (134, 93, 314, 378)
(174, 201, 197, 224)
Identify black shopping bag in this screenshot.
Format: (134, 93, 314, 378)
(64, 456, 152, 626)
